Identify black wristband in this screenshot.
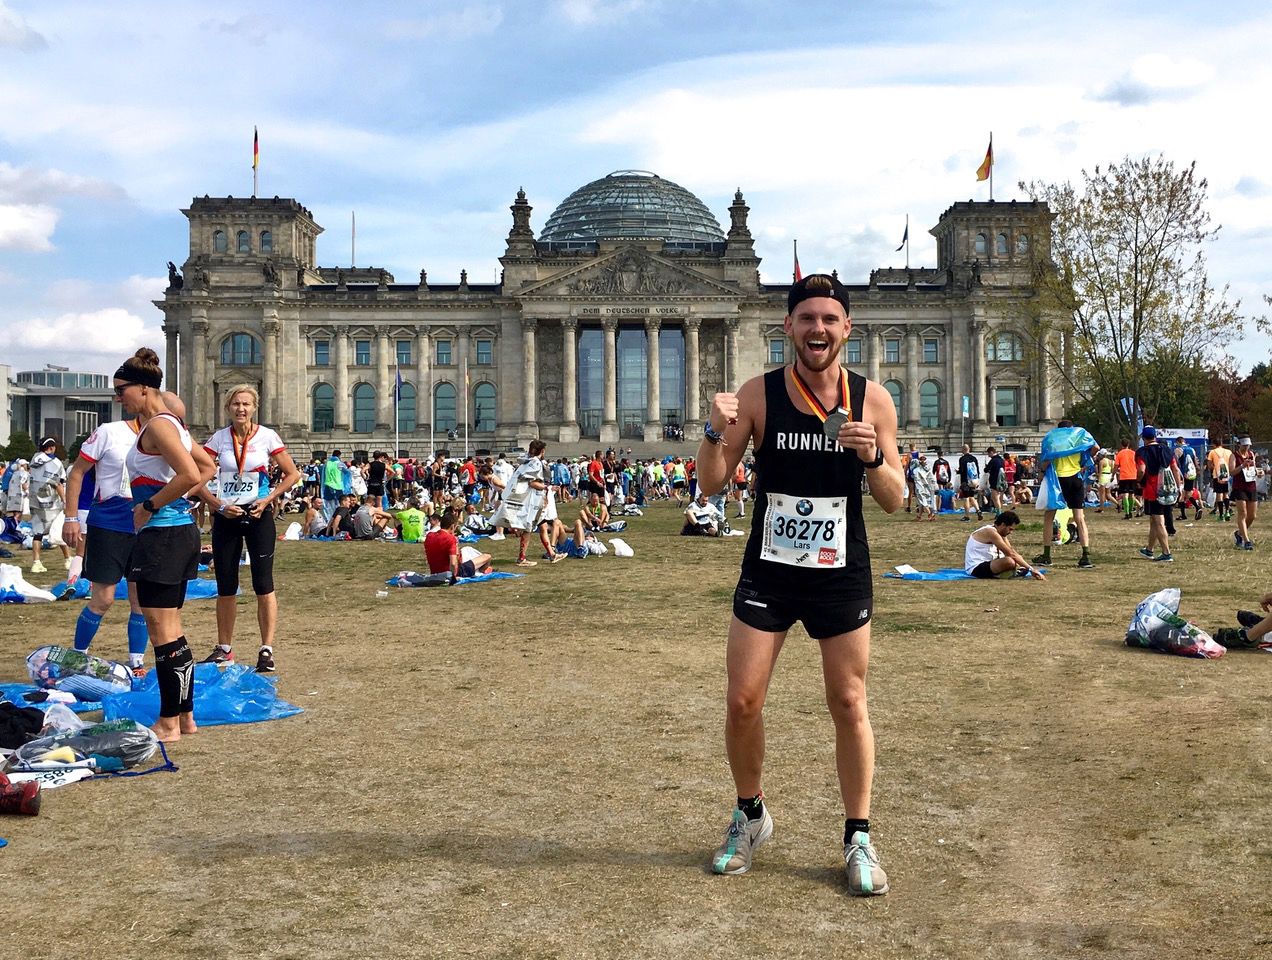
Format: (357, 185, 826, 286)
(863, 448, 885, 469)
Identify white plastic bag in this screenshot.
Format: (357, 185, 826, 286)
(39, 703, 88, 735)
(609, 538, 634, 557)
(283, 521, 303, 540)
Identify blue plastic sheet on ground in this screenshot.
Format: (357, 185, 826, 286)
(883, 567, 1047, 581)
(101, 662, 302, 727)
(385, 571, 523, 587)
(0, 683, 102, 713)
(36, 578, 229, 601)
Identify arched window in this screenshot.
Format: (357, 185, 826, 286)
(213, 230, 228, 253)
(974, 233, 987, 256)
(311, 383, 334, 432)
(473, 382, 496, 432)
(920, 380, 942, 428)
(434, 382, 457, 433)
(396, 382, 416, 433)
(884, 380, 903, 421)
(986, 332, 1023, 362)
(996, 233, 1009, 256)
(220, 333, 262, 366)
(260, 230, 273, 254)
(236, 230, 250, 254)
(352, 383, 376, 433)
(1016, 233, 1029, 255)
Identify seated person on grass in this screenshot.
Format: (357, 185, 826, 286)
(580, 492, 609, 531)
(394, 504, 428, 543)
(550, 514, 600, 559)
(963, 510, 1045, 581)
(682, 492, 723, 537)
(351, 496, 395, 540)
(324, 493, 359, 538)
(462, 502, 497, 535)
(302, 496, 327, 537)
(424, 510, 493, 583)
(1214, 591, 1272, 652)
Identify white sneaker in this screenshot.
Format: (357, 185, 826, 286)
(29, 560, 47, 574)
(711, 806, 773, 875)
(844, 830, 889, 896)
(488, 532, 505, 541)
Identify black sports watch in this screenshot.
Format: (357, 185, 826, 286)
(141, 498, 157, 513)
(863, 448, 885, 469)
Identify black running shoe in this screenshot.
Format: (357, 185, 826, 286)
(1237, 610, 1263, 629)
(255, 646, 276, 673)
(201, 646, 234, 665)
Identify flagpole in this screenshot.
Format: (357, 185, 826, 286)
(394, 361, 400, 461)
(463, 358, 470, 458)
(252, 126, 259, 199)
(905, 214, 910, 270)
(989, 132, 994, 202)
(351, 211, 356, 268)
(427, 341, 434, 459)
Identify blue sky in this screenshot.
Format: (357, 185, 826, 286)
(2, 0, 1271, 375)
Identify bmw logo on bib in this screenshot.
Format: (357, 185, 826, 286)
(796, 499, 814, 517)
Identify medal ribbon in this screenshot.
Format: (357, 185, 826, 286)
(230, 424, 258, 477)
(790, 366, 849, 423)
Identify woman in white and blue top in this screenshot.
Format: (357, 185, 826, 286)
(197, 384, 301, 673)
(115, 347, 210, 744)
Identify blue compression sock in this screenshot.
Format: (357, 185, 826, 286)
(127, 613, 149, 657)
(73, 607, 104, 651)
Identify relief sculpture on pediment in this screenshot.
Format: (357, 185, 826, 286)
(566, 248, 689, 296)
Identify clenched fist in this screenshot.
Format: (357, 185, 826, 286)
(835, 420, 879, 464)
(709, 392, 739, 432)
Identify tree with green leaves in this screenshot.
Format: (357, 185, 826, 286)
(1, 430, 36, 462)
(1020, 156, 1248, 436)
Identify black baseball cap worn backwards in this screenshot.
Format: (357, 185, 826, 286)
(787, 273, 851, 317)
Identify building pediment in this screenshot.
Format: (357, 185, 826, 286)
(518, 245, 744, 300)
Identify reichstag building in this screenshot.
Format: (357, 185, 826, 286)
(156, 170, 1070, 455)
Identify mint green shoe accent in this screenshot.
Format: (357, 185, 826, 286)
(844, 830, 889, 896)
(711, 807, 773, 875)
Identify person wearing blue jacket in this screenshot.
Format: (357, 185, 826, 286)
(1034, 419, 1100, 569)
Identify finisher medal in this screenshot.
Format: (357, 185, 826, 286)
(822, 407, 849, 443)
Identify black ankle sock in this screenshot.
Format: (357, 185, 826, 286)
(844, 819, 870, 844)
(154, 636, 194, 718)
(737, 795, 764, 821)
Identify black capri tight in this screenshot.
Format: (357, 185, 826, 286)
(212, 509, 276, 596)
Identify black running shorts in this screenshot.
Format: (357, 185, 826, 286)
(129, 524, 199, 585)
(1058, 474, 1086, 510)
(83, 526, 135, 586)
(732, 574, 873, 640)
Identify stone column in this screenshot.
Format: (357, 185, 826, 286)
(724, 319, 740, 393)
(1038, 338, 1054, 424)
(191, 315, 210, 432)
(867, 327, 881, 384)
(684, 317, 701, 428)
(376, 330, 392, 430)
(905, 327, 921, 428)
(333, 326, 350, 431)
(521, 317, 538, 431)
(415, 328, 430, 435)
(600, 317, 618, 443)
(972, 321, 987, 424)
(560, 318, 579, 442)
(162, 322, 178, 393)
(262, 312, 280, 426)
(644, 316, 662, 440)
(944, 326, 957, 427)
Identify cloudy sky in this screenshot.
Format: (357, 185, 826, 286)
(2, 0, 1270, 376)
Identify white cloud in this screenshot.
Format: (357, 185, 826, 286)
(0, 0, 45, 50)
(553, 0, 652, 27)
(12, 307, 158, 355)
(1091, 53, 1215, 105)
(386, 4, 504, 40)
(0, 203, 58, 251)
(0, 162, 128, 204)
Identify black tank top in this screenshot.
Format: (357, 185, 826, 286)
(740, 366, 872, 596)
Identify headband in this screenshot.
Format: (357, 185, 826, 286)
(114, 363, 162, 388)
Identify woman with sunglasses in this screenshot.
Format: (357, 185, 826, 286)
(115, 348, 210, 743)
(197, 384, 301, 672)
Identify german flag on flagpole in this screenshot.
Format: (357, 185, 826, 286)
(793, 239, 802, 282)
(976, 133, 993, 200)
(252, 126, 259, 198)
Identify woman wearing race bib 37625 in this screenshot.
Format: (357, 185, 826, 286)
(198, 385, 301, 672)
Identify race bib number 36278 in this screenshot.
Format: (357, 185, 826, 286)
(760, 492, 847, 569)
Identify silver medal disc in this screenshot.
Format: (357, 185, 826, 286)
(822, 408, 849, 443)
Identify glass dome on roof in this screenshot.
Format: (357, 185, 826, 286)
(539, 170, 725, 244)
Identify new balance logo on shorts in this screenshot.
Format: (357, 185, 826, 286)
(858, 609, 869, 620)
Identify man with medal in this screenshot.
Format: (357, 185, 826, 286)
(197, 385, 301, 672)
(696, 273, 903, 894)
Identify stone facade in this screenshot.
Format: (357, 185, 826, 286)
(155, 188, 1071, 456)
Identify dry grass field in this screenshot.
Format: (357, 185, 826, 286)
(1, 499, 1269, 960)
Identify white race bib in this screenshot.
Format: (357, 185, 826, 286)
(1242, 466, 1257, 482)
(218, 470, 260, 505)
(760, 492, 847, 569)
